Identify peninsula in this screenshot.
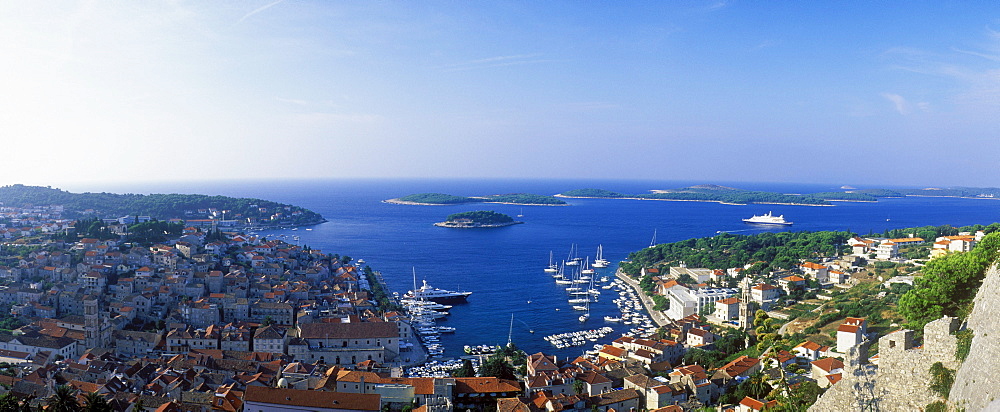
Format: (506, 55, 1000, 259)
(434, 210, 523, 228)
(0, 184, 326, 227)
(386, 192, 566, 206)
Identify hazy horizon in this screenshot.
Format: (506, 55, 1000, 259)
(3, 2, 999, 187)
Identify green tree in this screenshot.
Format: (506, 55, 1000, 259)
(452, 359, 475, 377)
(573, 379, 586, 395)
(479, 356, 516, 381)
(45, 385, 79, 412)
(82, 392, 112, 412)
(899, 232, 1000, 328)
(0, 393, 19, 412)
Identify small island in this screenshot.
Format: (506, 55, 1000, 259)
(434, 210, 524, 228)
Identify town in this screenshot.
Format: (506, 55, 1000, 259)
(0, 198, 992, 412)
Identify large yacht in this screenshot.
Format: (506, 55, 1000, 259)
(742, 211, 793, 225)
(404, 280, 472, 303)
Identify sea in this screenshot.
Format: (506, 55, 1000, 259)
(74, 178, 1000, 359)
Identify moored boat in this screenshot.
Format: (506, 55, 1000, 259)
(404, 279, 472, 304)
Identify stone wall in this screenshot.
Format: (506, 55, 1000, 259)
(812, 263, 1000, 412)
(950, 265, 1000, 411)
(809, 316, 960, 412)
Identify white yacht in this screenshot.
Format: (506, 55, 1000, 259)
(404, 279, 472, 303)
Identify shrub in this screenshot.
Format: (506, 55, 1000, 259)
(955, 329, 973, 362)
(925, 400, 947, 412)
(929, 362, 955, 399)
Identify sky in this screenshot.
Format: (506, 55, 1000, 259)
(2, 1, 1000, 188)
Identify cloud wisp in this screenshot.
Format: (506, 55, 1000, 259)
(238, 0, 286, 24)
(436, 54, 555, 72)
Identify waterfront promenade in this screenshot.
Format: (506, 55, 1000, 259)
(615, 268, 670, 327)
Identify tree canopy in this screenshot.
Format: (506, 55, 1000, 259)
(445, 211, 515, 225)
(898, 232, 1000, 328)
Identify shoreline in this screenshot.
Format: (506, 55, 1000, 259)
(384, 198, 568, 207)
(554, 194, 834, 207)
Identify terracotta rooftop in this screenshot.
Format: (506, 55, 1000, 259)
(244, 386, 380, 411)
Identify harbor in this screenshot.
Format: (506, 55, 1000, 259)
(394, 244, 665, 374)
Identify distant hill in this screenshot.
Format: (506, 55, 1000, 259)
(0, 184, 325, 226)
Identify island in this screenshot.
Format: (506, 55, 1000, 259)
(0, 184, 326, 228)
(386, 192, 567, 206)
(434, 210, 524, 228)
(558, 184, 834, 206)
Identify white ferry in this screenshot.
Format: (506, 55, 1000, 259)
(742, 211, 793, 225)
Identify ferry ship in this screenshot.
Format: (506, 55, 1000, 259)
(742, 211, 793, 225)
(404, 280, 472, 303)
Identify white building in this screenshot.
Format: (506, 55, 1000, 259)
(665, 285, 738, 321)
(836, 317, 867, 354)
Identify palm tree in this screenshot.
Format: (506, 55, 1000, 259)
(82, 392, 112, 412)
(45, 385, 79, 412)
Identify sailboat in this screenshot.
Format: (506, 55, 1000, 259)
(544, 251, 559, 273)
(648, 229, 658, 248)
(517, 208, 524, 218)
(555, 263, 573, 284)
(578, 299, 590, 322)
(581, 258, 595, 276)
(565, 244, 581, 266)
(593, 244, 609, 268)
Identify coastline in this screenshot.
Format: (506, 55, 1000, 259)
(554, 194, 834, 207)
(384, 198, 567, 206)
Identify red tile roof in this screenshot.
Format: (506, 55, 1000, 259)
(811, 357, 844, 373)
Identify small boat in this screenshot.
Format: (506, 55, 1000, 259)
(604, 316, 622, 322)
(579, 313, 590, 322)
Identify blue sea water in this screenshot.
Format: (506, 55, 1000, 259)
(82, 179, 1000, 359)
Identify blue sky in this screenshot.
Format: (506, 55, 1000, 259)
(2, 1, 999, 187)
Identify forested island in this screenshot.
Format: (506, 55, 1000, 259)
(558, 184, 1000, 206)
(434, 210, 523, 228)
(559, 185, 834, 205)
(0, 184, 325, 227)
(387, 192, 566, 206)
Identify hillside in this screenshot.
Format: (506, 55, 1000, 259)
(0, 184, 325, 227)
